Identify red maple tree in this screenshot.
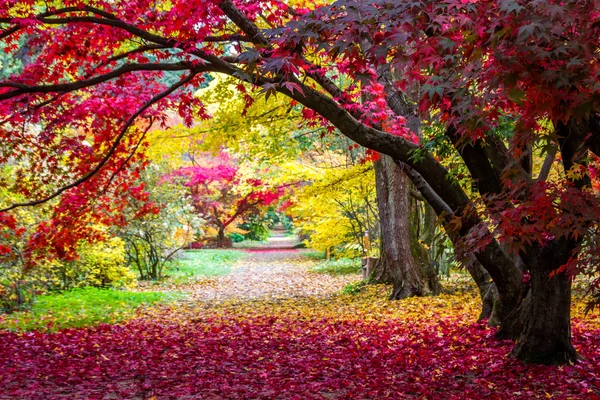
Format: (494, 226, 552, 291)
(167, 153, 282, 247)
(0, 0, 598, 364)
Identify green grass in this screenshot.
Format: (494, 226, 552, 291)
(303, 250, 327, 260)
(0, 287, 176, 332)
(311, 257, 362, 275)
(167, 249, 247, 282)
(232, 240, 268, 249)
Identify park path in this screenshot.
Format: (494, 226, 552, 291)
(187, 226, 360, 302)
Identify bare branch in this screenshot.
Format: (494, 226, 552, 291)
(204, 34, 251, 42)
(399, 161, 453, 216)
(100, 44, 168, 66)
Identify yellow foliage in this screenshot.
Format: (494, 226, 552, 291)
(40, 237, 136, 290)
(146, 74, 302, 167)
(174, 226, 196, 245)
(226, 226, 249, 235)
(203, 226, 219, 237)
(565, 163, 588, 181)
(288, 155, 378, 255)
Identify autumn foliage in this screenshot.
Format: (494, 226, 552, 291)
(167, 153, 282, 247)
(0, 0, 600, 367)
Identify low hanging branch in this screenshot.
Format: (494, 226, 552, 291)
(0, 71, 200, 213)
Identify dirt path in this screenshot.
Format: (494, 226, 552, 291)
(188, 229, 360, 302)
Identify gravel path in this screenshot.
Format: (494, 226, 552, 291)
(187, 230, 360, 302)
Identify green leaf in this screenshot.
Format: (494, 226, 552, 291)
(507, 88, 526, 104)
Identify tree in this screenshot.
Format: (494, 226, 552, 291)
(1, 0, 598, 365)
(116, 163, 200, 280)
(289, 153, 380, 257)
(372, 156, 426, 298)
(168, 152, 281, 247)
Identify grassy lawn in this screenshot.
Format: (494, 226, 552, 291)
(310, 257, 362, 275)
(167, 249, 247, 282)
(0, 287, 177, 332)
(0, 250, 247, 332)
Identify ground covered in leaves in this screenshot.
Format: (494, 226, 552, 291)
(1, 249, 600, 399)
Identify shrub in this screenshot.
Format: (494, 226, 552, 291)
(0, 209, 45, 313)
(229, 232, 245, 243)
(38, 237, 136, 290)
(0, 268, 37, 314)
(115, 165, 202, 280)
(280, 214, 294, 232)
(239, 220, 270, 241)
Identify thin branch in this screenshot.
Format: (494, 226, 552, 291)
(217, 0, 345, 101)
(97, 117, 155, 196)
(204, 34, 251, 42)
(398, 160, 453, 216)
(537, 145, 557, 182)
(99, 44, 168, 66)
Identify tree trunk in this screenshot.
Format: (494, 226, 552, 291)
(511, 240, 580, 364)
(400, 163, 501, 321)
(216, 226, 225, 248)
(417, 201, 443, 295)
(372, 155, 425, 299)
(464, 258, 499, 323)
(509, 118, 590, 363)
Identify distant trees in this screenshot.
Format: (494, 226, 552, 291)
(116, 164, 200, 280)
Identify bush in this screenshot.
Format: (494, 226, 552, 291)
(0, 211, 40, 313)
(280, 214, 294, 232)
(229, 232, 245, 243)
(0, 270, 36, 314)
(1, 235, 137, 314)
(116, 165, 201, 280)
(239, 220, 270, 241)
(39, 237, 136, 291)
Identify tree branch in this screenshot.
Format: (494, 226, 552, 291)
(0, 62, 195, 100)
(0, 71, 199, 213)
(537, 145, 557, 182)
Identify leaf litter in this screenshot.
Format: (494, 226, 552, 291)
(1, 250, 599, 399)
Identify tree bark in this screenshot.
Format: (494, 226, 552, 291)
(511, 240, 580, 364)
(373, 155, 425, 299)
(465, 259, 499, 322)
(216, 226, 225, 248)
(417, 201, 443, 295)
